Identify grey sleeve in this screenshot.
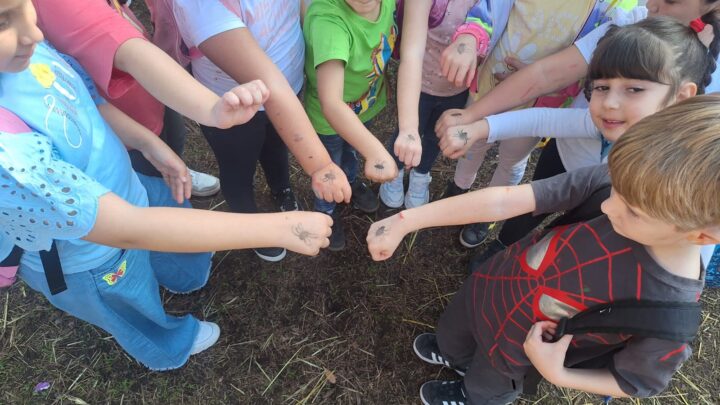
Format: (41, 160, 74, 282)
(609, 338, 691, 397)
(531, 164, 610, 215)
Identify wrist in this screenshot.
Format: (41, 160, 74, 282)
(453, 25, 490, 57)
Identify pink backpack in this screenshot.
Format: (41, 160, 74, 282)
(0, 107, 32, 288)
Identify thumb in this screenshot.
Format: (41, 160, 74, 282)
(557, 334, 574, 349)
(505, 56, 527, 71)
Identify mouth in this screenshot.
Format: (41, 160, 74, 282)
(601, 119, 625, 129)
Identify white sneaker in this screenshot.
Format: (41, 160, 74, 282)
(405, 169, 431, 209)
(379, 168, 404, 208)
(189, 169, 220, 197)
(190, 321, 220, 355)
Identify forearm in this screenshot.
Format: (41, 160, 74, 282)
(86, 193, 295, 252)
(323, 101, 386, 158)
(465, 47, 587, 121)
(396, 0, 431, 133)
(97, 103, 160, 152)
(553, 368, 629, 398)
(398, 184, 536, 233)
(487, 108, 596, 143)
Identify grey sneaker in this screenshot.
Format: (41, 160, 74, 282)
(189, 169, 221, 197)
(405, 169, 431, 209)
(253, 247, 287, 262)
(379, 168, 405, 208)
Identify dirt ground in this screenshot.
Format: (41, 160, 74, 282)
(1, 3, 719, 404)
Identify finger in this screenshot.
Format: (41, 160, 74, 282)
(465, 65, 476, 88)
(494, 72, 510, 82)
(320, 237, 330, 249)
(454, 63, 469, 88)
(222, 91, 241, 109)
(250, 82, 264, 105)
(411, 151, 421, 168)
(254, 80, 270, 102)
(333, 187, 344, 203)
(440, 50, 451, 78)
(557, 334, 574, 349)
(234, 86, 255, 107)
(447, 61, 460, 88)
(342, 181, 352, 203)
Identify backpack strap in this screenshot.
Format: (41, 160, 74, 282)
(0, 106, 67, 294)
(552, 299, 703, 343)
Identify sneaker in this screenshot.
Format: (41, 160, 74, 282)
(351, 181, 379, 213)
(272, 187, 301, 212)
(420, 380, 467, 405)
(441, 180, 469, 199)
(413, 333, 465, 376)
(459, 222, 495, 248)
(467, 239, 507, 273)
(405, 169, 431, 209)
(189, 169, 221, 197)
(328, 210, 346, 251)
(190, 321, 221, 355)
(253, 247, 287, 262)
(379, 168, 405, 208)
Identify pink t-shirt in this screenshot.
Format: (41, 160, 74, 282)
(421, 0, 478, 97)
(33, 0, 165, 135)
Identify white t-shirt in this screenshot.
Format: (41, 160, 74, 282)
(172, 0, 305, 103)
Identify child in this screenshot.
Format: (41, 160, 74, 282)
(0, 0, 331, 370)
(170, 0, 352, 262)
(367, 94, 720, 403)
(439, 17, 715, 263)
(378, 0, 483, 210)
(303, 0, 399, 250)
(435, 0, 640, 249)
(33, 0, 223, 198)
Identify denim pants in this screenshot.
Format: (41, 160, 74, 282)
(386, 90, 469, 174)
(20, 247, 207, 371)
(314, 121, 375, 214)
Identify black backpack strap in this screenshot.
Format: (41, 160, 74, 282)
(0, 245, 23, 267)
(39, 241, 67, 295)
(552, 300, 702, 343)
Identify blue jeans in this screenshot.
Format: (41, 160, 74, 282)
(314, 120, 374, 213)
(20, 248, 207, 370)
(137, 173, 212, 293)
(387, 90, 469, 174)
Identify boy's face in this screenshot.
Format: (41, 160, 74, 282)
(589, 77, 670, 142)
(646, 0, 717, 24)
(0, 0, 43, 73)
(601, 188, 688, 246)
(344, 0, 380, 15)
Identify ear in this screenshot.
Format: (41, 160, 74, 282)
(687, 227, 720, 245)
(675, 82, 698, 102)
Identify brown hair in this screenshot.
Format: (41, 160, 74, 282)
(586, 17, 714, 102)
(608, 94, 720, 231)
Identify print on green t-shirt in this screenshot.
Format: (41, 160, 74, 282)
(303, 0, 397, 135)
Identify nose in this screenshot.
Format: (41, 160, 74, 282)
(646, 0, 659, 13)
(18, 4, 44, 46)
(602, 88, 621, 110)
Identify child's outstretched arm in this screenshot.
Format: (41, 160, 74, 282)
(316, 60, 398, 183)
(367, 184, 535, 260)
(86, 193, 332, 257)
(199, 28, 351, 203)
(98, 103, 191, 204)
(435, 45, 588, 134)
(524, 321, 629, 398)
(393, 0, 434, 168)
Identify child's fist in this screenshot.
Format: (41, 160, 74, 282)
(366, 213, 407, 261)
(213, 79, 270, 128)
(282, 211, 332, 256)
(394, 130, 422, 168)
(311, 163, 352, 203)
(364, 149, 398, 183)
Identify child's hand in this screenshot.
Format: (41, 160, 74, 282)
(281, 211, 332, 256)
(364, 148, 399, 183)
(438, 119, 488, 159)
(311, 162, 351, 203)
(212, 80, 270, 129)
(366, 213, 408, 261)
(435, 108, 473, 138)
(394, 130, 422, 168)
(492, 56, 528, 83)
(441, 34, 480, 88)
(142, 140, 191, 204)
(524, 321, 572, 385)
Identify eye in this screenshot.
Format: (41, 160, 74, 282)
(627, 87, 645, 93)
(592, 85, 609, 92)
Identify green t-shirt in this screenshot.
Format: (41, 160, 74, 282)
(303, 0, 397, 135)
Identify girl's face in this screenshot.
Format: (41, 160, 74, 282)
(344, 0, 380, 16)
(589, 77, 671, 142)
(646, 0, 718, 24)
(0, 0, 42, 73)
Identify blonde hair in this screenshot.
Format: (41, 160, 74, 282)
(608, 94, 720, 231)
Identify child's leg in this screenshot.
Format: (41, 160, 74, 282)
(19, 249, 200, 370)
(416, 90, 469, 174)
(200, 113, 269, 213)
(436, 280, 522, 404)
(258, 120, 291, 195)
(487, 137, 539, 187)
(453, 141, 492, 189)
(136, 173, 212, 293)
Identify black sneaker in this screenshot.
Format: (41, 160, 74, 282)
(351, 181, 379, 213)
(272, 188, 301, 212)
(459, 222, 495, 248)
(467, 239, 507, 273)
(420, 380, 467, 405)
(441, 180, 469, 199)
(253, 247, 287, 262)
(413, 333, 465, 376)
(328, 210, 346, 251)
